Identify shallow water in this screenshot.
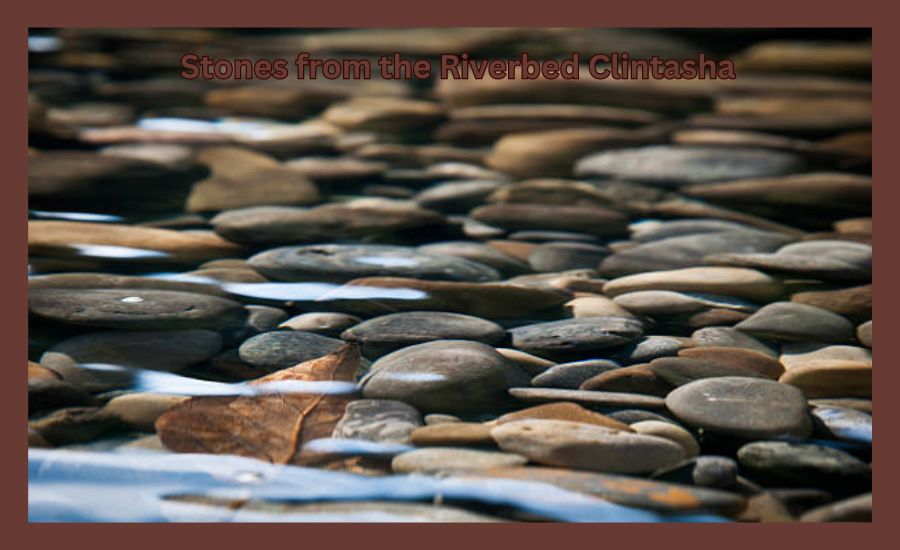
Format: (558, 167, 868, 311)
(28, 449, 727, 522)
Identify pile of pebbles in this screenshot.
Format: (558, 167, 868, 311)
(28, 28, 871, 522)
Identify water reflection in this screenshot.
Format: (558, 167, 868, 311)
(69, 244, 170, 260)
(30, 210, 125, 223)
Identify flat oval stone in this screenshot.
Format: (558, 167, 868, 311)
(341, 312, 505, 358)
(600, 231, 794, 277)
(704, 252, 869, 282)
(29, 288, 246, 330)
(613, 291, 757, 317)
(491, 419, 684, 474)
(40, 329, 223, 389)
(238, 331, 345, 371)
(779, 360, 871, 398)
(531, 359, 621, 389)
(391, 448, 527, 474)
(418, 241, 530, 276)
(410, 423, 495, 446)
(675, 347, 784, 379)
(492, 402, 632, 432)
(735, 302, 855, 343)
(322, 277, 570, 319)
(791, 285, 871, 322)
(630, 219, 756, 242)
(361, 340, 531, 414)
(279, 312, 361, 337)
(780, 343, 871, 370)
(211, 203, 445, 246)
(509, 387, 666, 409)
(331, 399, 422, 445)
(580, 365, 672, 396)
(683, 173, 870, 211)
(102, 393, 189, 431)
(509, 317, 643, 358)
(575, 145, 805, 186)
(249, 244, 499, 283)
(666, 377, 812, 439)
(800, 493, 872, 523)
(470, 203, 628, 236)
(737, 441, 871, 489)
(604, 267, 786, 303)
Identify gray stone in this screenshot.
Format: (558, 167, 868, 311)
(666, 377, 812, 439)
(332, 399, 422, 444)
(361, 340, 531, 413)
(238, 331, 344, 371)
(691, 327, 777, 357)
(737, 441, 871, 489)
(391, 448, 527, 474)
(249, 244, 499, 283)
(575, 145, 805, 186)
(735, 302, 855, 343)
(531, 359, 621, 389)
(509, 317, 643, 358)
(341, 312, 505, 358)
(528, 242, 609, 272)
(491, 419, 684, 474)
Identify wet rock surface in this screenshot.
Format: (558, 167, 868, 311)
(28, 28, 873, 523)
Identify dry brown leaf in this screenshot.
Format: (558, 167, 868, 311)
(155, 344, 361, 464)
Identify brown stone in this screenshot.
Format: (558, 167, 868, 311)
(492, 402, 633, 432)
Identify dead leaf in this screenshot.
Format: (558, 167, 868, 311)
(155, 344, 361, 464)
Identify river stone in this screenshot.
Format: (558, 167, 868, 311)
(211, 203, 445, 246)
(28, 220, 241, 263)
(414, 180, 503, 213)
(779, 360, 871, 398)
(418, 241, 530, 276)
(811, 406, 871, 445)
(673, 347, 784, 378)
(630, 219, 757, 242)
(599, 230, 793, 277)
(604, 267, 786, 302)
(615, 336, 694, 364)
(39, 329, 223, 389)
(800, 493, 872, 523)
(361, 340, 531, 414)
(691, 327, 777, 357)
(29, 406, 119, 446)
(341, 312, 505, 358)
(29, 288, 246, 330)
(652, 456, 739, 489)
(735, 302, 855, 343)
(491, 419, 684, 474)
(322, 97, 444, 133)
(509, 317, 643, 358)
(528, 242, 609, 272)
(492, 402, 632, 432)
(249, 244, 499, 283)
(102, 393, 189, 431)
(470, 204, 628, 236)
(322, 277, 570, 319)
(410, 423, 495, 446)
(531, 360, 621, 389)
(575, 145, 805, 186)
(705, 249, 870, 282)
(666, 377, 812, 439)
(29, 272, 230, 298)
(238, 331, 345, 371)
(186, 166, 320, 213)
(391, 448, 527, 474)
(857, 321, 872, 348)
(631, 420, 700, 458)
(579, 365, 673, 396)
(780, 343, 871, 370)
(791, 285, 871, 322)
(683, 173, 871, 212)
(509, 388, 666, 409)
(331, 399, 422, 445)
(279, 312, 361, 337)
(737, 441, 871, 489)
(613, 291, 757, 317)
(29, 379, 98, 415)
